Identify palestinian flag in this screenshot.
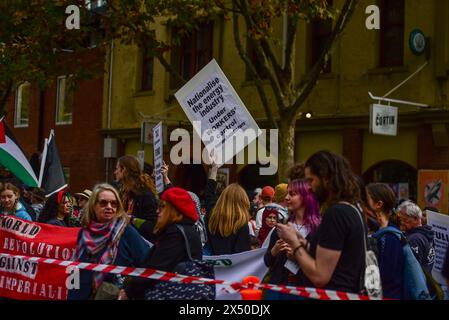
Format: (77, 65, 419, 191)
(0, 117, 39, 187)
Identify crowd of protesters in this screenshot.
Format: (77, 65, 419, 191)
(1, 149, 449, 300)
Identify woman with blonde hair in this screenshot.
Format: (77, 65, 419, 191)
(68, 183, 150, 300)
(206, 183, 251, 255)
(114, 155, 158, 242)
(0, 182, 32, 221)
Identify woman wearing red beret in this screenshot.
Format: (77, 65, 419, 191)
(122, 187, 203, 300)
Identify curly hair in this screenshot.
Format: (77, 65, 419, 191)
(38, 191, 73, 225)
(287, 163, 305, 181)
(117, 156, 156, 196)
(305, 151, 360, 206)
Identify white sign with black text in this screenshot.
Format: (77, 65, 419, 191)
(174, 59, 261, 165)
(153, 122, 164, 193)
(369, 104, 398, 136)
(426, 210, 449, 299)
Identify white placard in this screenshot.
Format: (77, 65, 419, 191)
(205, 248, 268, 300)
(370, 104, 398, 136)
(426, 210, 449, 298)
(153, 122, 164, 193)
(175, 59, 261, 165)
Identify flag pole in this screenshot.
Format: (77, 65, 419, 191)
(38, 138, 49, 187)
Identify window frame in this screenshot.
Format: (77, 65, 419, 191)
(140, 45, 155, 92)
(379, 0, 405, 67)
(14, 82, 30, 128)
(55, 75, 73, 125)
(170, 22, 214, 90)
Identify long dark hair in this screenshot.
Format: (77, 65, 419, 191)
(117, 156, 156, 196)
(366, 183, 396, 215)
(305, 150, 361, 206)
(38, 192, 72, 225)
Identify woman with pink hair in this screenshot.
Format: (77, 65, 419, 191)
(263, 179, 321, 300)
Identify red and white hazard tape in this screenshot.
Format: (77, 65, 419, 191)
(0, 252, 381, 300)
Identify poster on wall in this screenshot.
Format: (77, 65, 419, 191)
(418, 170, 449, 214)
(386, 183, 409, 202)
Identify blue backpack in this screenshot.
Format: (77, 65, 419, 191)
(376, 227, 431, 300)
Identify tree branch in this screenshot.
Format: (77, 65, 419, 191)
(106, 0, 186, 85)
(231, 1, 277, 129)
(0, 80, 13, 117)
(239, 0, 286, 111)
(290, 0, 358, 114)
(283, 14, 297, 86)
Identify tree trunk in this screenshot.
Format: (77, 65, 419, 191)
(278, 117, 296, 182)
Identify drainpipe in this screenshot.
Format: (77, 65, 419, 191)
(105, 39, 114, 181)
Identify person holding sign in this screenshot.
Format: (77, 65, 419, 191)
(114, 156, 158, 243)
(68, 183, 150, 300)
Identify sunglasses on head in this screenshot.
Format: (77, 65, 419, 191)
(97, 199, 117, 208)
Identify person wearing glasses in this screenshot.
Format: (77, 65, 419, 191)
(68, 183, 150, 300)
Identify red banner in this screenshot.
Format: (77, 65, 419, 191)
(0, 215, 80, 300)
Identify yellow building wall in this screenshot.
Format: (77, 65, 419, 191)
(362, 129, 418, 172)
(296, 131, 343, 163)
(125, 139, 155, 164)
(103, 0, 447, 172)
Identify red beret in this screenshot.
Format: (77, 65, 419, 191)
(161, 187, 198, 222)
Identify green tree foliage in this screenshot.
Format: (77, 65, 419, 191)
(0, 0, 99, 116)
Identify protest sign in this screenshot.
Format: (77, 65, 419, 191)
(175, 59, 261, 165)
(0, 215, 79, 300)
(153, 121, 164, 193)
(427, 210, 449, 298)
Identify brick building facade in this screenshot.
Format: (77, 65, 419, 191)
(4, 48, 105, 193)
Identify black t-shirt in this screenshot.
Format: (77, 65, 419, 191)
(307, 203, 365, 293)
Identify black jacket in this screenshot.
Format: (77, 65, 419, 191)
(406, 225, 435, 272)
(124, 218, 202, 299)
(126, 188, 158, 243)
(264, 230, 314, 287)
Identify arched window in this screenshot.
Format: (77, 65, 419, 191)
(363, 160, 417, 202)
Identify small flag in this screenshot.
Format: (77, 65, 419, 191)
(0, 117, 38, 187)
(38, 130, 67, 197)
